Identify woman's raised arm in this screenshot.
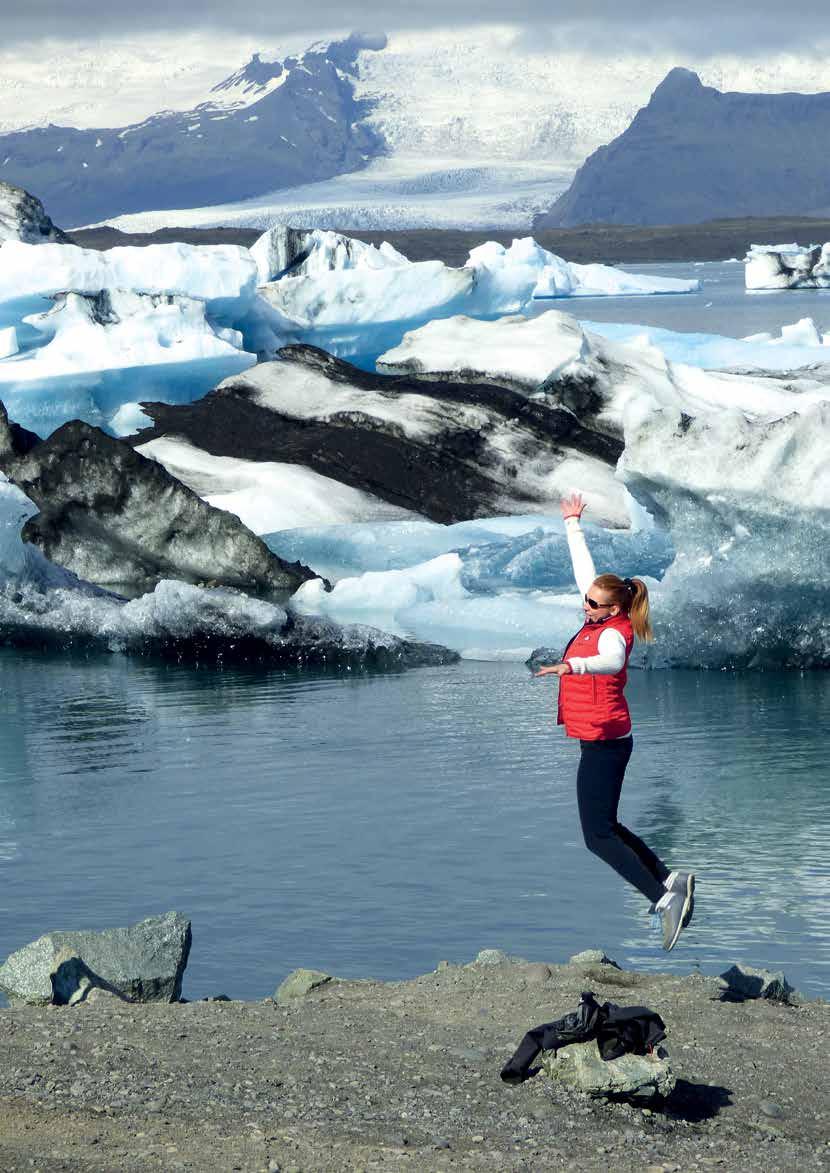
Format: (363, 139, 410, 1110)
(560, 493, 596, 599)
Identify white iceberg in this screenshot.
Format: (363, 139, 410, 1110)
(0, 326, 18, 359)
(583, 317, 830, 372)
(1, 290, 252, 382)
(251, 228, 700, 364)
(0, 244, 259, 436)
(0, 240, 259, 308)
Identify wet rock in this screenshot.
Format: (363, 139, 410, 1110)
(542, 1040, 675, 1100)
(0, 911, 191, 1005)
(274, 968, 333, 1004)
(718, 964, 795, 1003)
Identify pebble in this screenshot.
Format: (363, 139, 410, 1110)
(760, 1100, 786, 1119)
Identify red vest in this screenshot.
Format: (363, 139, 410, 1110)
(557, 613, 634, 741)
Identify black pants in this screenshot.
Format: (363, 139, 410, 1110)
(576, 736, 668, 904)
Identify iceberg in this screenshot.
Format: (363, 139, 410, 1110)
(137, 436, 420, 535)
(130, 344, 634, 529)
(268, 514, 673, 590)
(0, 241, 259, 436)
(0, 240, 259, 307)
(745, 242, 830, 290)
(287, 315, 830, 667)
(251, 227, 700, 364)
(582, 317, 830, 372)
(0, 475, 455, 669)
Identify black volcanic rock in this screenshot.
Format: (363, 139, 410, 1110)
(537, 68, 830, 227)
(0, 400, 41, 460)
(0, 180, 69, 243)
(129, 346, 622, 526)
(0, 420, 316, 597)
(0, 35, 386, 227)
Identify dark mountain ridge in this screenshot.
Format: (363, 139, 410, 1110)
(537, 68, 830, 227)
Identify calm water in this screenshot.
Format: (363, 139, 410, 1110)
(567, 259, 830, 338)
(0, 649, 827, 1001)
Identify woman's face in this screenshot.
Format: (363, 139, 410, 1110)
(583, 581, 619, 623)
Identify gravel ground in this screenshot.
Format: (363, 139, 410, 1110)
(0, 953, 827, 1172)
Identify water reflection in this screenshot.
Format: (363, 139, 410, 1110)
(0, 648, 827, 1001)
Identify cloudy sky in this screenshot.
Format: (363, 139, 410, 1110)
(1, 0, 827, 55)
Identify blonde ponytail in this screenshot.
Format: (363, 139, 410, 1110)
(593, 574, 653, 642)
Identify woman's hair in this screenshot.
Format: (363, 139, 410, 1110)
(593, 574, 653, 642)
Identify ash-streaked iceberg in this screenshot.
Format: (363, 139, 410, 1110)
(137, 436, 419, 535)
(745, 242, 830, 290)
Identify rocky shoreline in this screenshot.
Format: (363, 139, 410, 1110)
(0, 944, 826, 1172)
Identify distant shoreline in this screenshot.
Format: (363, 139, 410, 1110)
(68, 217, 830, 266)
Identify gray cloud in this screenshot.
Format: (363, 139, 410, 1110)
(1, 0, 829, 56)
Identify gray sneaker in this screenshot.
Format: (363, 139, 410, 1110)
(655, 889, 687, 951)
(665, 870, 695, 928)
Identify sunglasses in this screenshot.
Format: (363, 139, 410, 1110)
(585, 594, 613, 610)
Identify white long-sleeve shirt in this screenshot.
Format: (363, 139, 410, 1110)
(564, 516, 627, 676)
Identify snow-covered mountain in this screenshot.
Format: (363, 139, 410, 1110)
(1, 27, 829, 230)
(0, 34, 386, 227)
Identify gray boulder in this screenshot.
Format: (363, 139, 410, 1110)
(274, 968, 333, 1004)
(0, 180, 68, 244)
(0, 911, 191, 1005)
(0, 418, 316, 597)
(542, 1039, 675, 1099)
(718, 963, 795, 1003)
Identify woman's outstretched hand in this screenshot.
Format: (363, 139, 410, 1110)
(534, 663, 572, 677)
(560, 492, 586, 521)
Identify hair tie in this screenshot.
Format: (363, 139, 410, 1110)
(623, 577, 635, 591)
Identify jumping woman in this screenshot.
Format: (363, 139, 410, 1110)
(535, 492, 694, 951)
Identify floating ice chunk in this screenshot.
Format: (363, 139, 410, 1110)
(0, 290, 253, 383)
(0, 326, 17, 358)
(117, 579, 288, 643)
(269, 515, 673, 591)
(585, 317, 830, 372)
(251, 226, 409, 283)
(251, 230, 699, 364)
(0, 241, 259, 307)
(293, 552, 468, 635)
(138, 437, 419, 535)
(378, 311, 589, 390)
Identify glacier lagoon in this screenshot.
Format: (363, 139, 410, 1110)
(0, 650, 826, 1003)
(0, 251, 828, 1002)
